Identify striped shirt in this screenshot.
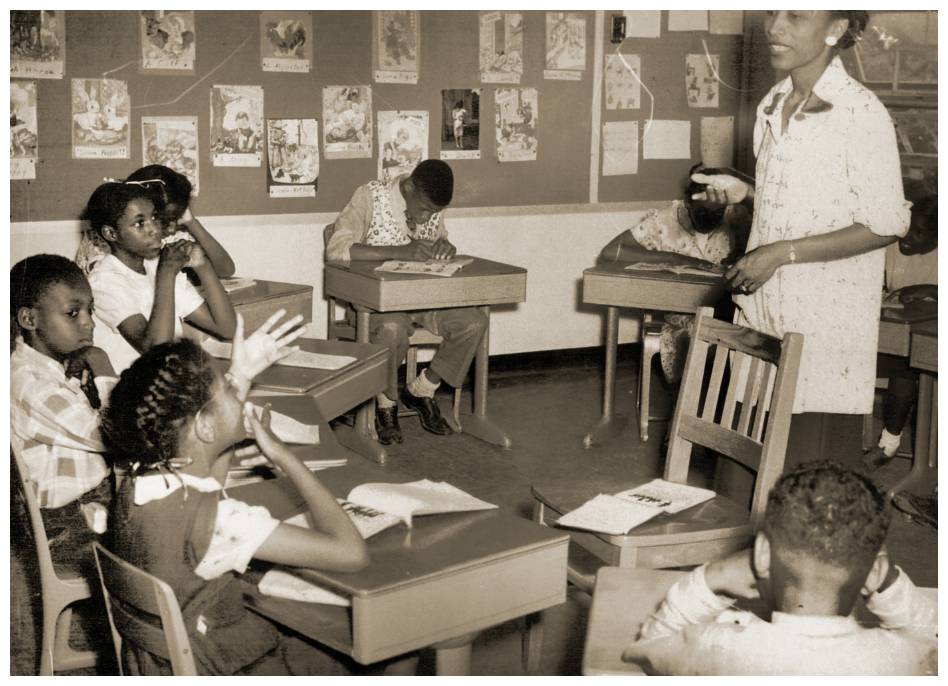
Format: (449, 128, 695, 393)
(10, 339, 114, 508)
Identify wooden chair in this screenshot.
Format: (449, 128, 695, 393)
(11, 447, 98, 675)
(323, 223, 462, 430)
(92, 543, 198, 675)
(531, 307, 804, 591)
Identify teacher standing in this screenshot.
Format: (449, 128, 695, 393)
(696, 10, 910, 482)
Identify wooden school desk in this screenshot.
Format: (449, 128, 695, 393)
(324, 256, 527, 464)
(232, 460, 569, 676)
(890, 316, 937, 498)
(227, 278, 313, 332)
(581, 263, 725, 446)
(247, 338, 389, 461)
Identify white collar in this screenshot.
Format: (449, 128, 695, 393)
(770, 611, 860, 636)
(133, 471, 223, 505)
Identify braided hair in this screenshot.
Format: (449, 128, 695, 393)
(102, 340, 215, 474)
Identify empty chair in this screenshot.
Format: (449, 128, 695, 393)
(11, 447, 98, 675)
(92, 543, 197, 675)
(531, 306, 803, 590)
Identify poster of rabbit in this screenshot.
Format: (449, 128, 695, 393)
(71, 78, 129, 159)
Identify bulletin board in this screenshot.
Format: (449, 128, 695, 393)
(10, 10, 745, 222)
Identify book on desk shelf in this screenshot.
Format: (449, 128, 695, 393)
(623, 261, 724, 277)
(375, 257, 474, 277)
(555, 479, 716, 536)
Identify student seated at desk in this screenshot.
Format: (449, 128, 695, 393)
(622, 461, 936, 676)
(865, 192, 937, 473)
(83, 179, 236, 374)
(11, 255, 116, 563)
(598, 163, 750, 383)
(76, 164, 236, 278)
(326, 159, 487, 445)
(102, 325, 378, 676)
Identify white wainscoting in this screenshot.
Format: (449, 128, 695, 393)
(11, 202, 668, 356)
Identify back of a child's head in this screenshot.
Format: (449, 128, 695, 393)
(11, 254, 88, 344)
(127, 164, 192, 208)
(103, 340, 215, 472)
(764, 460, 890, 579)
(81, 180, 165, 237)
(411, 159, 454, 207)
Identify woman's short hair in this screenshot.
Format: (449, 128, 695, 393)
(830, 10, 869, 50)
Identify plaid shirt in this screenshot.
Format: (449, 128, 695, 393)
(10, 339, 114, 508)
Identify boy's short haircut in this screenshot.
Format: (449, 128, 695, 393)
(11, 254, 88, 338)
(764, 460, 891, 573)
(81, 181, 166, 235)
(127, 164, 192, 208)
(411, 159, 454, 207)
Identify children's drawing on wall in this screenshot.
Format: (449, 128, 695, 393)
(142, 116, 200, 195)
(260, 11, 312, 73)
(71, 78, 129, 159)
(323, 85, 372, 159)
(266, 118, 319, 198)
(544, 12, 586, 80)
(210, 84, 264, 167)
(495, 87, 537, 162)
(440, 89, 480, 161)
(602, 121, 639, 176)
(140, 11, 195, 71)
(685, 54, 719, 108)
(10, 80, 38, 180)
(374, 10, 419, 84)
(480, 11, 523, 84)
(604, 54, 641, 110)
(377, 111, 428, 183)
(10, 10, 65, 79)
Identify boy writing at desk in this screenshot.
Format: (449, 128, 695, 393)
(325, 159, 486, 445)
(622, 461, 936, 675)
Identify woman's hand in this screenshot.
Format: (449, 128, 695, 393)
(691, 173, 750, 205)
(228, 310, 305, 390)
(725, 243, 787, 294)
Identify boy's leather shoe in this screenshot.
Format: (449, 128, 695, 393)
(375, 405, 403, 445)
(862, 446, 894, 472)
(400, 388, 453, 436)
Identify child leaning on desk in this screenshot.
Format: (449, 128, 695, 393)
(598, 163, 751, 383)
(101, 312, 375, 676)
(622, 461, 936, 676)
(81, 178, 236, 375)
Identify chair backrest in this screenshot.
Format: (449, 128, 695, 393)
(664, 307, 803, 528)
(11, 447, 60, 583)
(92, 543, 198, 675)
(322, 222, 335, 250)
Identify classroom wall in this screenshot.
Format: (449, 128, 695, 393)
(11, 204, 656, 355)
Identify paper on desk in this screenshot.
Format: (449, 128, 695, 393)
(201, 339, 356, 370)
(219, 277, 257, 293)
(375, 257, 474, 277)
(346, 479, 497, 528)
(258, 569, 350, 607)
(623, 262, 723, 277)
(556, 494, 660, 536)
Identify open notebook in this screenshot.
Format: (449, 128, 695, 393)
(375, 257, 474, 277)
(556, 479, 716, 536)
(202, 339, 356, 371)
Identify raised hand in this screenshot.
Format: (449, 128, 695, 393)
(691, 173, 750, 205)
(228, 310, 305, 388)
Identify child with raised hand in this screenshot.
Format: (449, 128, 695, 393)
(76, 165, 236, 278)
(622, 461, 936, 676)
(11, 254, 117, 560)
(101, 313, 373, 676)
(83, 179, 236, 374)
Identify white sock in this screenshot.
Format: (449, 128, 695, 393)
(407, 369, 440, 398)
(376, 393, 397, 409)
(878, 428, 902, 458)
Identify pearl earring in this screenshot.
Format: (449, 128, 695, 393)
(825, 35, 838, 47)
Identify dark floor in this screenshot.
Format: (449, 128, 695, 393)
(10, 345, 938, 676)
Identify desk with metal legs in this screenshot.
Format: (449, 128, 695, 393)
(325, 257, 527, 464)
(581, 264, 724, 446)
(233, 461, 568, 676)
